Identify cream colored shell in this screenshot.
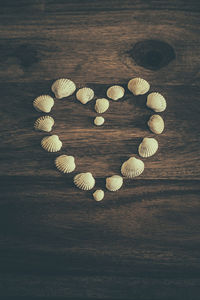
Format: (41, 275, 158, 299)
(121, 157, 144, 178)
(95, 98, 109, 113)
(51, 78, 76, 99)
(148, 114, 164, 134)
(94, 116, 104, 126)
(41, 135, 62, 152)
(55, 155, 76, 173)
(74, 172, 95, 190)
(146, 92, 166, 112)
(128, 78, 150, 95)
(34, 116, 54, 132)
(106, 85, 125, 101)
(138, 137, 158, 158)
(93, 189, 104, 201)
(76, 87, 94, 104)
(106, 175, 123, 191)
(33, 95, 54, 113)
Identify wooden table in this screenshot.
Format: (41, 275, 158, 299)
(1, 1, 200, 299)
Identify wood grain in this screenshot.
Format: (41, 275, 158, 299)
(0, 0, 200, 299)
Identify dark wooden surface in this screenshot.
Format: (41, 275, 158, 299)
(0, 1, 200, 299)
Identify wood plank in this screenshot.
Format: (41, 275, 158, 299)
(0, 83, 199, 179)
(0, 177, 200, 298)
(0, 274, 199, 300)
(0, 11, 199, 85)
(0, 274, 200, 299)
(1, 0, 200, 14)
(1, 176, 200, 204)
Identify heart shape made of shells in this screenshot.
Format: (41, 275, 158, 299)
(33, 78, 166, 202)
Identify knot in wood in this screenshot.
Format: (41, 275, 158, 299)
(129, 39, 175, 70)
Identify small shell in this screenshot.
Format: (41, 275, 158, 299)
(146, 92, 166, 112)
(138, 138, 158, 158)
(106, 85, 125, 101)
(41, 135, 62, 152)
(95, 98, 109, 113)
(93, 189, 104, 201)
(34, 116, 54, 132)
(121, 157, 144, 178)
(76, 88, 94, 104)
(128, 78, 150, 95)
(106, 175, 123, 192)
(74, 172, 95, 190)
(33, 95, 54, 113)
(94, 116, 104, 126)
(51, 78, 76, 99)
(55, 155, 76, 173)
(148, 114, 164, 134)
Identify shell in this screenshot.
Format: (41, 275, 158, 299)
(121, 157, 144, 178)
(138, 137, 158, 158)
(76, 88, 94, 104)
(55, 155, 76, 173)
(106, 85, 125, 101)
(74, 172, 95, 190)
(106, 175, 123, 192)
(95, 98, 109, 113)
(41, 135, 62, 152)
(34, 116, 54, 132)
(148, 114, 164, 134)
(51, 78, 76, 99)
(93, 189, 104, 201)
(146, 92, 166, 112)
(128, 78, 150, 95)
(94, 116, 104, 126)
(33, 95, 54, 113)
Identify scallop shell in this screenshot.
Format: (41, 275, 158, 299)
(146, 92, 166, 112)
(106, 85, 125, 101)
(34, 116, 54, 132)
(76, 88, 94, 104)
(94, 116, 104, 126)
(51, 78, 76, 99)
(95, 98, 109, 113)
(74, 172, 95, 190)
(106, 175, 123, 192)
(148, 114, 164, 134)
(138, 138, 158, 158)
(93, 189, 104, 201)
(55, 155, 76, 173)
(128, 78, 150, 95)
(121, 157, 144, 178)
(41, 135, 62, 152)
(33, 95, 54, 113)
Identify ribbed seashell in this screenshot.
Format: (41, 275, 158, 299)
(106, 175, 123, 192)
(34, 116, 54, 132)
(74, 172, 95, 190)
(76, 87, 94, 104)
(148, 114, 164, 134)
(93, 189, 104, 201)
(146, 92, 166, 112)
(95, 98, 109, 113)
(121, 157, 144, 178)
(138, 138, 158, 158)
(55, 155, 76, 173)
(128, 78, 150, 95)
(51, 78, 76, 99)
(94, 116, 104, 126)
(106, 85, 125, 101)
(33, 95, 54, 113)
(41, 135, 62, 152)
